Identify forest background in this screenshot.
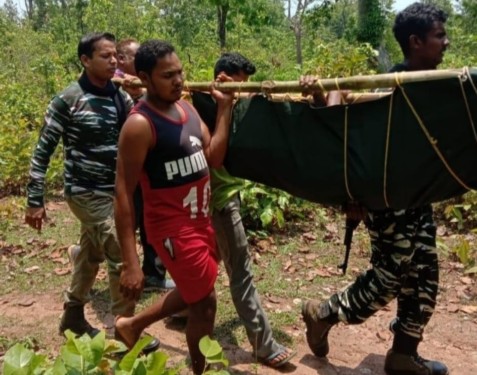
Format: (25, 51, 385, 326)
(0, 0, 477, 233)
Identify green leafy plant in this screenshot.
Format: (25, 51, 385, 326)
(2, 332, 229, 375)
(240, 181, 305, 229)
(0, 196, 24, 235)
(2, 342, 47, 375)
(451, 239, 473, 267)
(442, 192, 477, 232)
(444, 203, 476, 231)
(199, 336, 229, 375)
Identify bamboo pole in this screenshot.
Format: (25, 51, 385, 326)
(250, 92, 391, 104)
(113, 68, 471, 93)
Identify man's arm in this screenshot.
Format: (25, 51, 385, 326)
(25, 96, 68, 231)
(201, 74, 235, 168)
(122, 74, 146, 101)
(299, 75, 350, 107)
(114, 113, 152, 301)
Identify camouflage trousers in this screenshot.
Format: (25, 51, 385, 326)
(325, 205, 438, 340)
(65, 191, 135, 316)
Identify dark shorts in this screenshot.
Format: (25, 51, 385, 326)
(152, 225, 218, 304)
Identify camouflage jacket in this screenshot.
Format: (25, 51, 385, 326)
(26, 73, 133, 207)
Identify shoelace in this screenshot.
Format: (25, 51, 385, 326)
(412, 354, 432, 372)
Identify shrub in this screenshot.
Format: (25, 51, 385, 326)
(2, 332, 229, 375)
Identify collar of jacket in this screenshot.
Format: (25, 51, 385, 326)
(78, 71, 118, 98)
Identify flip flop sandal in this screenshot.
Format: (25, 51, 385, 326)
(257, 345, 297, 368)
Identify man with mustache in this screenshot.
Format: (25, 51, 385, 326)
(25, 32, 158, 353)
(302, 3, 450, 374)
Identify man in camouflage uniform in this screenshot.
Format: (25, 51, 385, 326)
(24, 33, 158, 351)
(302, 3, 449, 375)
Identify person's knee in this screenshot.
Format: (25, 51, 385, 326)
(371, 247, 413, 280)
(189, 290, 216, 321)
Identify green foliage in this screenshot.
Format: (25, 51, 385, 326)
(199, 336, 229, 374)
(1, 333, 229, 375)
(0, 196, 24, 234)
(302, 39, 377, 77)
(421, 0, 454, 16)
(443, 26, 477, 68)
(356, 0, 387, 48)
(439, 192, 477, 270)
(3, 342, 47, 375)
(305, 0, 358, 42)
(0, 84, 64, 196)
(442, 192, 477, 231)
(82, 0, 162, 42)
(1, 0, 477, 211)
(240, 181, 306, 230)
(451, 239, 474, 267)
(458, 0, 477, 32)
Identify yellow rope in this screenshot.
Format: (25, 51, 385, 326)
(316, 78, 325, 93)
(465, 66, 477, 96)
(237, 80, 244, 98)
(343, 106, 355, 201)
(380, 73, 404, 207)
(334, 77, 345, 104)
(459, 67, 477, 144)
(260, 81, 273, 101)
(349, 93, 364, 104)
(395, 75, 473, 191)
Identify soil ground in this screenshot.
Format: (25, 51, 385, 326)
(1, 261, 476, 374)
(0, 200, 476, 374)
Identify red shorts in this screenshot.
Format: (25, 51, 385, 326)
(151, 225, 218, 304)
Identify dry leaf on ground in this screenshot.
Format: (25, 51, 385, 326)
(446, 303, 460, 313)
(460, 305, 477, 314)
(15, 298, 35, 307)
(54, 268, 70, 276)
(24, 266, 40, 274)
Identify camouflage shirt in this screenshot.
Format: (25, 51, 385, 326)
(26, 73, 133, 207)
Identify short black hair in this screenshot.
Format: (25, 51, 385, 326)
(135, 39, 175, 76)
(77, 32, 115, 60)
(393, 2, 447, 57)
(214, 52, 256, 78)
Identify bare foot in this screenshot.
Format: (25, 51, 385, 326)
(114, 316, 139, 349)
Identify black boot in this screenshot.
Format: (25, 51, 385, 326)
(302, 300, 338, 357)
(59, 304, 100, 338)
(384, 350, 449, 375)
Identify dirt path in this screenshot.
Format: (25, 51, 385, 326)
(1, 289, 475, 374)
(1, 200, 475, 373)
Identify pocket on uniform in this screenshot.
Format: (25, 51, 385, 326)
(162, 237, 176, 260)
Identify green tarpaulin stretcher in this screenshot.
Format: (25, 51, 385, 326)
(191, 70, 477, 210)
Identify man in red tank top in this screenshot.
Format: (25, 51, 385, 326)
(113, 39, 234, 374)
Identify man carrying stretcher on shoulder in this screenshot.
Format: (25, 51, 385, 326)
(301, 3, 450, 374)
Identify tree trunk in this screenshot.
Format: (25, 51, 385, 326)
(288, 0, 316, 67)
(24, 0, 33, 20)
(357, 0, 384, 47)
(217, 4, 229, 49)
(294, 26, 303, 66)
